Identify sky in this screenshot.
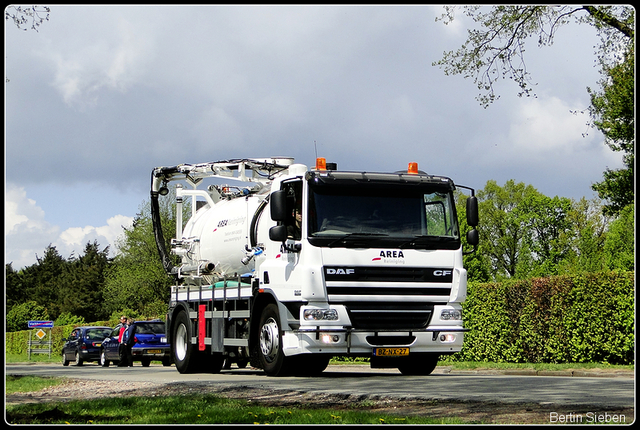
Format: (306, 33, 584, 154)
(5, 5, 623, 270)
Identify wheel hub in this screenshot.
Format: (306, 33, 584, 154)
(259, 317, 280, 363)
(175, 323, 188, 361)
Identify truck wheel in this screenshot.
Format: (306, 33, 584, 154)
(397, 353, 439, 376)
(258, 304, 290, 376)
(173, 311, 201, 374)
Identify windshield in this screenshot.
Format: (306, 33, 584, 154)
(86, 328, 111, 340)
(307, 181, 460, 250)
(135, 322, 165, 335)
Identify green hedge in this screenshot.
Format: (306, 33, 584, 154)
(6, 272, 634, 365)
(5, 320, 117, 357)
(455, 271, 634, 365)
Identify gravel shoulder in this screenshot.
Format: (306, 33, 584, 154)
(5, 365, 635, 424)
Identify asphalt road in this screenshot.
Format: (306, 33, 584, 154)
(6, 363, 635, 409)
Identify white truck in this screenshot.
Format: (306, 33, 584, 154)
(151, 157, 478, 376)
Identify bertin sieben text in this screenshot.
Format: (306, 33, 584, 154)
(549, 411, 626, 424)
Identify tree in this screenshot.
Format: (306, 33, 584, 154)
(433, 6, 634, 107)
(24, 245, 67, 319)
(476, 180, 538, 279)
(475, 180, 592, 280)
(6, 301, 49, 332)
(58, 241, 111, 322)
(517, 193, 573, 277)
(588, 48, 635, 216)
(5, 5, 50, 31)
(103, 191, 181, 316)
(557, 197, 610, 274)
(602, 204, 634, 271)
(433, 5, 634, 217)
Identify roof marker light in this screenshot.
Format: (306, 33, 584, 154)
(316, 157, 327, 171)
(408, 162, 419, 174)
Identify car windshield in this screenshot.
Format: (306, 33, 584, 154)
(135, 323, 165, 335)
(307, 180, 461, 249)
(86, 328, 111, 340)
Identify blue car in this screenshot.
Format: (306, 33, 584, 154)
(62, 326, 112, 366)
(100, 320, 172, 367)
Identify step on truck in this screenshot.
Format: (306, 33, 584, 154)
(151, 157, 478, 376)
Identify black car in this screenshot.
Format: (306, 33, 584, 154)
(100, 320, 172, 367)
(62, 326, 112, 366)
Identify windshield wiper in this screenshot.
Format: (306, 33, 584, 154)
(327, 232, 388, 247)
(398, 235, 456, 249)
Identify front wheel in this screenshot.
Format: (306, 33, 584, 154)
(258, 304, 292, 376)
(62, 351, 70, 366)
(100, 350, 110, 367)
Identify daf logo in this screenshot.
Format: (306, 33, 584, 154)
(433, 270, 452, 276)
(326, 268, 355, 275)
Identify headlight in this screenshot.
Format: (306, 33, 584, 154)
(440, 309, 462, 320)
(303, 309, 339, 321)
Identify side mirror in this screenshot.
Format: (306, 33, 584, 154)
(270, 190, 288, 221)
(467, 229, 479, 247)
(466, 196, 478, 227)
(269, 225, 288, 242)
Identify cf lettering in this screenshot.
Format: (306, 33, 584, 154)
(434, 270, 452, 276)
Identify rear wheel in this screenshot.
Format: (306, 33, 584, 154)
(258, 304, 292, 376)
(173, 311, 201, 374)
(74, 350, 84, 366)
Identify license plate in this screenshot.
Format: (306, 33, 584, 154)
(373, 347, 409, 357)
(147, 349, 162, 354)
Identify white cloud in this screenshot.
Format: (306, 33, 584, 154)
(508, 97, 595, 158)
(43, 13, 156, 108)
(5, 185, 134, 269)
(59, 215, 134, 250)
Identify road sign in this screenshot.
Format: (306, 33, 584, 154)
(28, 320, 54, 328)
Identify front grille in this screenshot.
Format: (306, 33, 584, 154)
(345, 302, 434, 330)
(325, 266, 453, 283)
(325, 266, 452, 298)
(327, 285, 450, 296)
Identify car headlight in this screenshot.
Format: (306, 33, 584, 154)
(303, 309, 339, 321)
(440, 309, 462, 320)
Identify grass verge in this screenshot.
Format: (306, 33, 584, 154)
(6, 375, 68, 394)
(6, 391, 463, 424)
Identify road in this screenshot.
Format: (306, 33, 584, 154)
(6, 363, 635, 410)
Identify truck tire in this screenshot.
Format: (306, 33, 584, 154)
(258, 304, 291, 376)
(172, 310, 201, 374)
(397, 353, 439, 376)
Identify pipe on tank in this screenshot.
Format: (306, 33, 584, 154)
(150, 170, 178, 277)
